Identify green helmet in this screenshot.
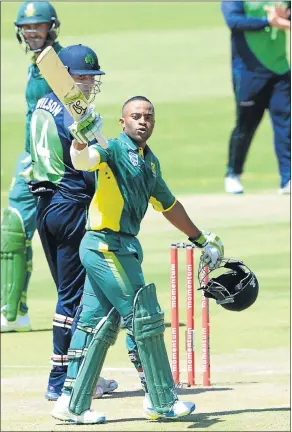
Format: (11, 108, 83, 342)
(15, 2, 60, 52)
(15, 2, 59, 26)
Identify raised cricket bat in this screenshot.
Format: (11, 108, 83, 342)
(36, 46, 108, 149)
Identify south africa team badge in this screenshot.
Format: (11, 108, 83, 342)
(129, 151, 139, 167)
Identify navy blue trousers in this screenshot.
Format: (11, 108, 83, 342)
(36, 191, 87, 392)
(227, 70, 291, 188)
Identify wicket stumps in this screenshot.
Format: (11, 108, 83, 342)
(170, 242, 211, 387)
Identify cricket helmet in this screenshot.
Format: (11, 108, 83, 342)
(58, 45, 105, 76)
(15, 2, 60, 52)
(198, 258, 259, 312)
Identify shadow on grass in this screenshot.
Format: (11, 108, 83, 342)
(186, 407, 290, 429)
(108, 386, 233, 399)
(102, 406, 290, 428)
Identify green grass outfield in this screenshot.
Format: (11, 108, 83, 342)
(1, 3, 290, 431)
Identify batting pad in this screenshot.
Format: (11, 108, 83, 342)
(133, 283, 178, 414)
(69, 307, 120, 415)
(1, 208, 26, 321)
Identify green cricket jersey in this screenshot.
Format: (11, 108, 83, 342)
(244, 1, 290, 74)
(86, 132, 176, 236)
(222, 1, 290, 75)
(25, 42, 63, 153)
(30, 91, 95, 202)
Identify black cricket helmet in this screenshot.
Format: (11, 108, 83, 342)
(198, 258, 259, 312)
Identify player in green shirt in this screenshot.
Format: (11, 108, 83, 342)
(222, 1, 291, 194)
(1, 1, 62, 332)
(51, 96, 224, 424)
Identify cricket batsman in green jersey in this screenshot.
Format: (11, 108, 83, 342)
(1, 1, 62, 332)
(51, 96, 224, 424)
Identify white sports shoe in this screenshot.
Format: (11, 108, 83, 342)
(1, 312, 31, 333)
(143, 393, 196, 420)
(278, 180, 290, 195)
(93, 377, 118, 399)
(51, 393, 105, 424)
(224, 175, 244, 194)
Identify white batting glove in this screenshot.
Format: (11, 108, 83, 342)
(69, 105, 103, 144)
(189, 231, 224, 269)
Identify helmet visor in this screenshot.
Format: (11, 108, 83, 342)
(72, 75, 102, 103)
(198, 258, 251, 305)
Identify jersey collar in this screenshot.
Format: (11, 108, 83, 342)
(119, 132, 150, 155)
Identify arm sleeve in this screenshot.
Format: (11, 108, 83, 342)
(149, 161, 177, 212)
(62, 109, 75, 142)
(24, 66, 33, 154)
(70, 143, 108, 172)
(221, 1, 269, 32)
(63, 110, 109, 171)
(25, 112, 33, 154)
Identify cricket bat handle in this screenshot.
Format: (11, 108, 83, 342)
(95, 130, 108, 149)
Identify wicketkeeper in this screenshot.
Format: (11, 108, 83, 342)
(1, 1, 62, 333)
(51, 95, 225, 424)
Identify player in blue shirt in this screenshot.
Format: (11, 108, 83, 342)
(30, 44, 118, 401)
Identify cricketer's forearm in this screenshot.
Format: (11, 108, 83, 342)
(162, 200, 201, 239)
(70, 140, 99, 171)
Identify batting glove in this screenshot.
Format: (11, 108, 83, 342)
(189, 231, 224, 270)
(69, 104, 103, 144)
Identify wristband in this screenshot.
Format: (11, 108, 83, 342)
(188, 232, 207, 248)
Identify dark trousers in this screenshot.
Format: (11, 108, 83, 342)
(227, 70, 291, 188)
(36, 191, 87, 391)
